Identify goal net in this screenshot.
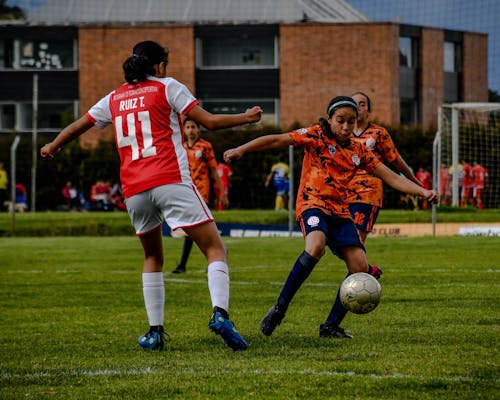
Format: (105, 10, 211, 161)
(433, 103, 500, 209)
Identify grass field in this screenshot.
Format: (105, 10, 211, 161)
(1, 207, 500, 236)
(1, 235, 499, 399)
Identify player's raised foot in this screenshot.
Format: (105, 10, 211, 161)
(209, 310, 248, 351)
(171, 265, 185, 274)
(368, 264, 383, 280)
(260, 305, 285, 336)
(138, 326, 166, 350)
(319, 324, 353, 339)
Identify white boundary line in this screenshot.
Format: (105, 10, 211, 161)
(1, 367, 496, 383)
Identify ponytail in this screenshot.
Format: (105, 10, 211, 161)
(122, 41, 169, 84)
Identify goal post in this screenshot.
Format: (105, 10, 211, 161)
(433, 103, 500, 209)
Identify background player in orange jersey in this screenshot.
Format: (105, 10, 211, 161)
(348, 92, 421, 241)
(172, 118, 228, 274)
(224, 96, 438, 339)
(41, 40, 261, 351)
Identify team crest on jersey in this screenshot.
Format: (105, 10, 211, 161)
(328, 145, 336, 157)
(297, 128, 308, 135)
(366, 138, 376, 151)
(307, 216, 320, 227)
(352, 154, 360, 166)
(195, 150, 203, 159)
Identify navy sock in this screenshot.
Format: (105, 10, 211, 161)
(277, 251, 318, 313)
(178, 237, 193, 269)
(323, 273, 351, 327)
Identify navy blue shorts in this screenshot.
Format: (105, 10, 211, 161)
(299, 208, 365, 258)
(349, 203, 380, 233)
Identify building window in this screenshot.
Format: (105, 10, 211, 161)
(197, 33, 278, 68)
(0, 101, 76, 132)
(0, 39, 14, 68)
(399, 36, 418, 68)
(0, 104, 15, 129)
(17, 39, 75, 69)
(400, 98, 418, 125)
(444, 41, 456, 73)
(201, 99, 279, 126)
(0, 39, 76, 69)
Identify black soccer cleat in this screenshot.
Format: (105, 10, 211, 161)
(319, 324, 353, 339)
(260, 305, 285, 336)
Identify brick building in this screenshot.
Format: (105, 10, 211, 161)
(0, 0, 488, 148)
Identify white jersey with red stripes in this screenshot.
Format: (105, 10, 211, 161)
(86, 76, 199, 199)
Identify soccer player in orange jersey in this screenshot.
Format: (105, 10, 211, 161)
(172, 118, 228, 274)
(41, 40, 261, 351)
(348, 92, 421, 241)
(225, 96, 438, 339)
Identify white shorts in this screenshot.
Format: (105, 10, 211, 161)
(124, 183, 213, 235)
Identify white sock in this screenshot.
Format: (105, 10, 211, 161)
(142, 272, 164, 326)
(207, 261, 229, 311)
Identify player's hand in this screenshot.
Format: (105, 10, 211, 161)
(40, 143, 58, 159)
(425, 189, 439, 205)
(244, 106, 263, 124)
(224, 148, 244, 163)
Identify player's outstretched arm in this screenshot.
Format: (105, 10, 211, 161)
(187, 105, 262, 131)
(392, 156, 422, 186)
(224, 133, 292, 163)
(40, 116, 94, 158)
(374, 164, 439, 204)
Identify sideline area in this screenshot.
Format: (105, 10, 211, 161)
(163, 222, 500, 238)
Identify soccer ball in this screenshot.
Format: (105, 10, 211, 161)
(339, 272, 382, 314)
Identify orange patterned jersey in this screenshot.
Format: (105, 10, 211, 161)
(289, 125, 382, 220)
(184, 138, 217, 203)
(347, 123, 400, 206)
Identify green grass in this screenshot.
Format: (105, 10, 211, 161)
(0, 235, 498, 399)
(1, 207, 499, 236)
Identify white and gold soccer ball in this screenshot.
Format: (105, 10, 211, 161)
(339, 272, 382, 314)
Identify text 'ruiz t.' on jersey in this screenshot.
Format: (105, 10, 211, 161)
(86, 77, 199, 199)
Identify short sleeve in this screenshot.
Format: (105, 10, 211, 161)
(86, 92, 113, 129)
(165, 78, 199, 115)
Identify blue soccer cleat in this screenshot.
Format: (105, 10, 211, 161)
(138, 326, 166, 351)
(209, 311, 248, 351)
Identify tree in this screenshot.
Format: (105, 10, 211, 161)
(0, 0, 25, 20)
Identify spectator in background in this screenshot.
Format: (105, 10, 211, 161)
(62, 181, 81, 211)
(213, 161, 233, 211)
(471, 161, 488, 209)
(110, 182, 126, 211)
(265, 161, 289, 212)
(90, 179, 112, 211)
(416, 167, 432, 210)
(0, 161, 7, 211)
(460, 160, 474, 207)
(15, 183, 28, 212)
(439, 163, 451, 206)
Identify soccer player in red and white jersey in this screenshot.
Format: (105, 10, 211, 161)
(471, 161, 488, 209)
(213, 161, 233, 211)
(172, 118, 228, 274)
(461, 160, 474, 207)
(224, 96, 438, 339)
(41, 40, 261, 351)
(348, 92, 421, 241)
(416, 167, 432, 210)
